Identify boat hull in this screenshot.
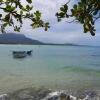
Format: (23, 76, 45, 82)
(13, 51, 27, 58)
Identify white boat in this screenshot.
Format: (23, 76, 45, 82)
(12, 50, 33, 58)
(13, 51, 27, 58)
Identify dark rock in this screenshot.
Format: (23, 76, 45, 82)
(0, 94, 9, 100)
(66, 95, 71, 100)
(47, 96, 58, 100)
(60, 93, 67, 100)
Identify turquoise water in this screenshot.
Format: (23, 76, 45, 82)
(0, 45, 100, 93)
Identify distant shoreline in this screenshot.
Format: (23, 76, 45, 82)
(0, 33, 100, 47)
(0, 43, 99, 48)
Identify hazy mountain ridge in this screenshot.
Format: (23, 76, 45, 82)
(0, 33, 97, 47)
(0, 33, 44, 44)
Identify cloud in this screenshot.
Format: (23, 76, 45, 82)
(5, 0, 100, 45)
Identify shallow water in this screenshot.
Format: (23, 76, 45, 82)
(0, 45, 100, 93)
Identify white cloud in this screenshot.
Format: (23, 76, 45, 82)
(5, 0, 100, 45)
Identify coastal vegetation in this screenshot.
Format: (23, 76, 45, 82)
(0, 0, 99, 36)
(0, 0, 49, 33)
(56, 0, 100, 36)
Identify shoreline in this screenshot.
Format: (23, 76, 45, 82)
(0, 87, 100, 100)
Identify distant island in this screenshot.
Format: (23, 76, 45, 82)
(0, 33, 95, 47)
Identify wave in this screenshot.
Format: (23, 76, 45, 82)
(0, 88, 99, 100)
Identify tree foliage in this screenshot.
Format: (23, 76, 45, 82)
(56, 0, 100, 36)
(0, 0, 99, 36)
(0, 0, 49, 33)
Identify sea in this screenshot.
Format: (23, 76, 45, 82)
(0, 45, 100, 94)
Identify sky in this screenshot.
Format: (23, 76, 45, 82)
(6, 0, 100, 46)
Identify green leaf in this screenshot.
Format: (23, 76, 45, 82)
(90, 31, 95, 36)
(3, 23, 8, 27)
(64, 4, 68, 11)
(26, 0, 32, 4)
(4, 14, 10, 22)
(4, 5, 15, 12)
(26, 5, 30, 11)
(34, 11, 41, 18)
(0, 14, 2, 18)
(14, 26, 20, 32)
(26, 5, 33, 11)
(73, 5, 77, 9)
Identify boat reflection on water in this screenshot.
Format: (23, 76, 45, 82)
(12, 50, 32, 58)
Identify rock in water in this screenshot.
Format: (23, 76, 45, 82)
(42, 91, 77, 100)
(0, 94, 8, 100)
(0, 88, 99, 100)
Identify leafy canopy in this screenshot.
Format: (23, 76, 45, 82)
(0, 0, 49, 33)
(0, 0, 99, 36)
(56, 0, 100, 36)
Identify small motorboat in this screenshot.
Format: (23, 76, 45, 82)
(12, 50, 33, 58)
(13, 51, 27, 58)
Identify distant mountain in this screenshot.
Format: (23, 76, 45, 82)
(0, 33, 92, 47)
(0, 33, 44, 44)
